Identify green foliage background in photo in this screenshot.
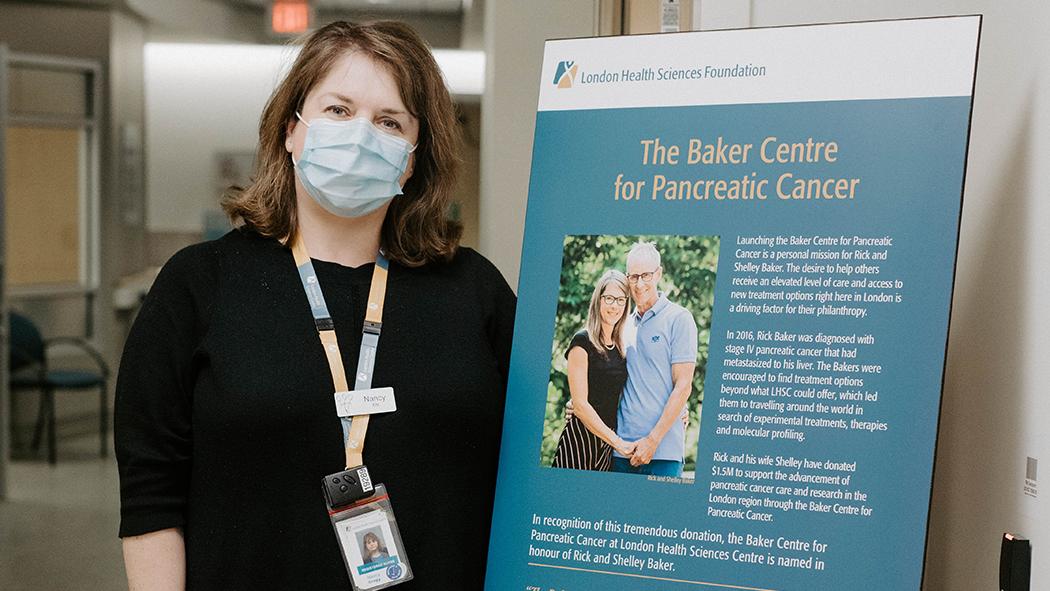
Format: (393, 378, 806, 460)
(539, 235, 720, 476)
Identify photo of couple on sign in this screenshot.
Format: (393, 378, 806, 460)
(540, 235, 719, 481)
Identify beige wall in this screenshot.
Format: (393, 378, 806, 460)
(454, 102, 482, 249)
(480, 0, 596, 291)
(108, 9, 149, 279)
(0, 2, 110, 58)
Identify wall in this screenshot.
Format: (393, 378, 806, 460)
(454, 101, 481, 248)
(460, 0, 485, 50)
(480, 0, 596, 291)
(0, 2, 110, 58)
(143, 42, 291, 236)
(108, 9, 148, 276)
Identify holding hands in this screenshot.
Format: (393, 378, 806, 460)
(628, 435, 658, 467)
(565, 393, 664, 466)
(613, 437, 637, 458)
(565, 400, 649, 462)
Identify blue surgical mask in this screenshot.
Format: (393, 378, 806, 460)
(292, 113, 416, 218)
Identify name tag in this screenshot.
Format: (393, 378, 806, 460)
(335, 387, 397, 417)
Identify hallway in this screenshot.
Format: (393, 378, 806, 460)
(0, 436, 124, 590)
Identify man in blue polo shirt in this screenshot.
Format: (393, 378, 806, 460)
(613, 241, 698, 477)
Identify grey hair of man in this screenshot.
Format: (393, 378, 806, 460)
(626, 241, 661, 270)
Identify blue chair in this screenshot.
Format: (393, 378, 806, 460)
(9, 312, 109, 464)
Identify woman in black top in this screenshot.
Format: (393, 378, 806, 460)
(116, 21, 514, 590)
(553, 270, 635, 471)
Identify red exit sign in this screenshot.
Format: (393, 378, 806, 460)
(271, 1, 311, 35)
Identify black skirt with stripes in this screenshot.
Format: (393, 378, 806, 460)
(552, 415, 612, 471)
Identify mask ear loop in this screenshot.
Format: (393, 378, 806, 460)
(289, 111, 312, 167)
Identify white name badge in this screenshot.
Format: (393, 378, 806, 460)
(335, 387, 397, 417)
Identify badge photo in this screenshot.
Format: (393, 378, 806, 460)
(337, 509, 405, 589)
(329, 484, 413, 590)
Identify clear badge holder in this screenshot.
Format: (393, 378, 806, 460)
(327, 483, 414, 590)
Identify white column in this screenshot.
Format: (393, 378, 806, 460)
(480, 1, 596, 290)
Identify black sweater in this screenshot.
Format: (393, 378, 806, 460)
(115, 228, 515, 590)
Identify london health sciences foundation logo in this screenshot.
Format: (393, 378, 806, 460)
(553, 60, 578, 88)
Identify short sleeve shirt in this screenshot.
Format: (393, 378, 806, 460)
(615, 294, 698, 461)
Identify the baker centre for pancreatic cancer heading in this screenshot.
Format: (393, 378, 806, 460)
(486, 16, 979, 591)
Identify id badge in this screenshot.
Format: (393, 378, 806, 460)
(327, 484, 413, 590)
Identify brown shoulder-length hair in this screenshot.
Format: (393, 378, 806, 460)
(222, 20, 462, 267)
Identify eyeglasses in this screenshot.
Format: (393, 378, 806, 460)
(601, 295, 628, 306)
(626, 268, 659, 284)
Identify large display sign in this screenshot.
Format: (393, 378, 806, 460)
(486, 16, 981, 591)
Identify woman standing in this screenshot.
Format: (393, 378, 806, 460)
(116, 21, 514, 590)
(552, 270, 635, 471)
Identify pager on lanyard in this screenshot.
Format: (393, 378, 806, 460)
(291, 236, 414, 589)
(324, 465, 375, 508)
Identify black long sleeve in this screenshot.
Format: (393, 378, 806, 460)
(115, 228, 515, 590)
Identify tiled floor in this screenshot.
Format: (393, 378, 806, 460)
(0, 435, 126, 590)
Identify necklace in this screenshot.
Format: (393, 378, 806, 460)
(603, 341, 616, 350)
